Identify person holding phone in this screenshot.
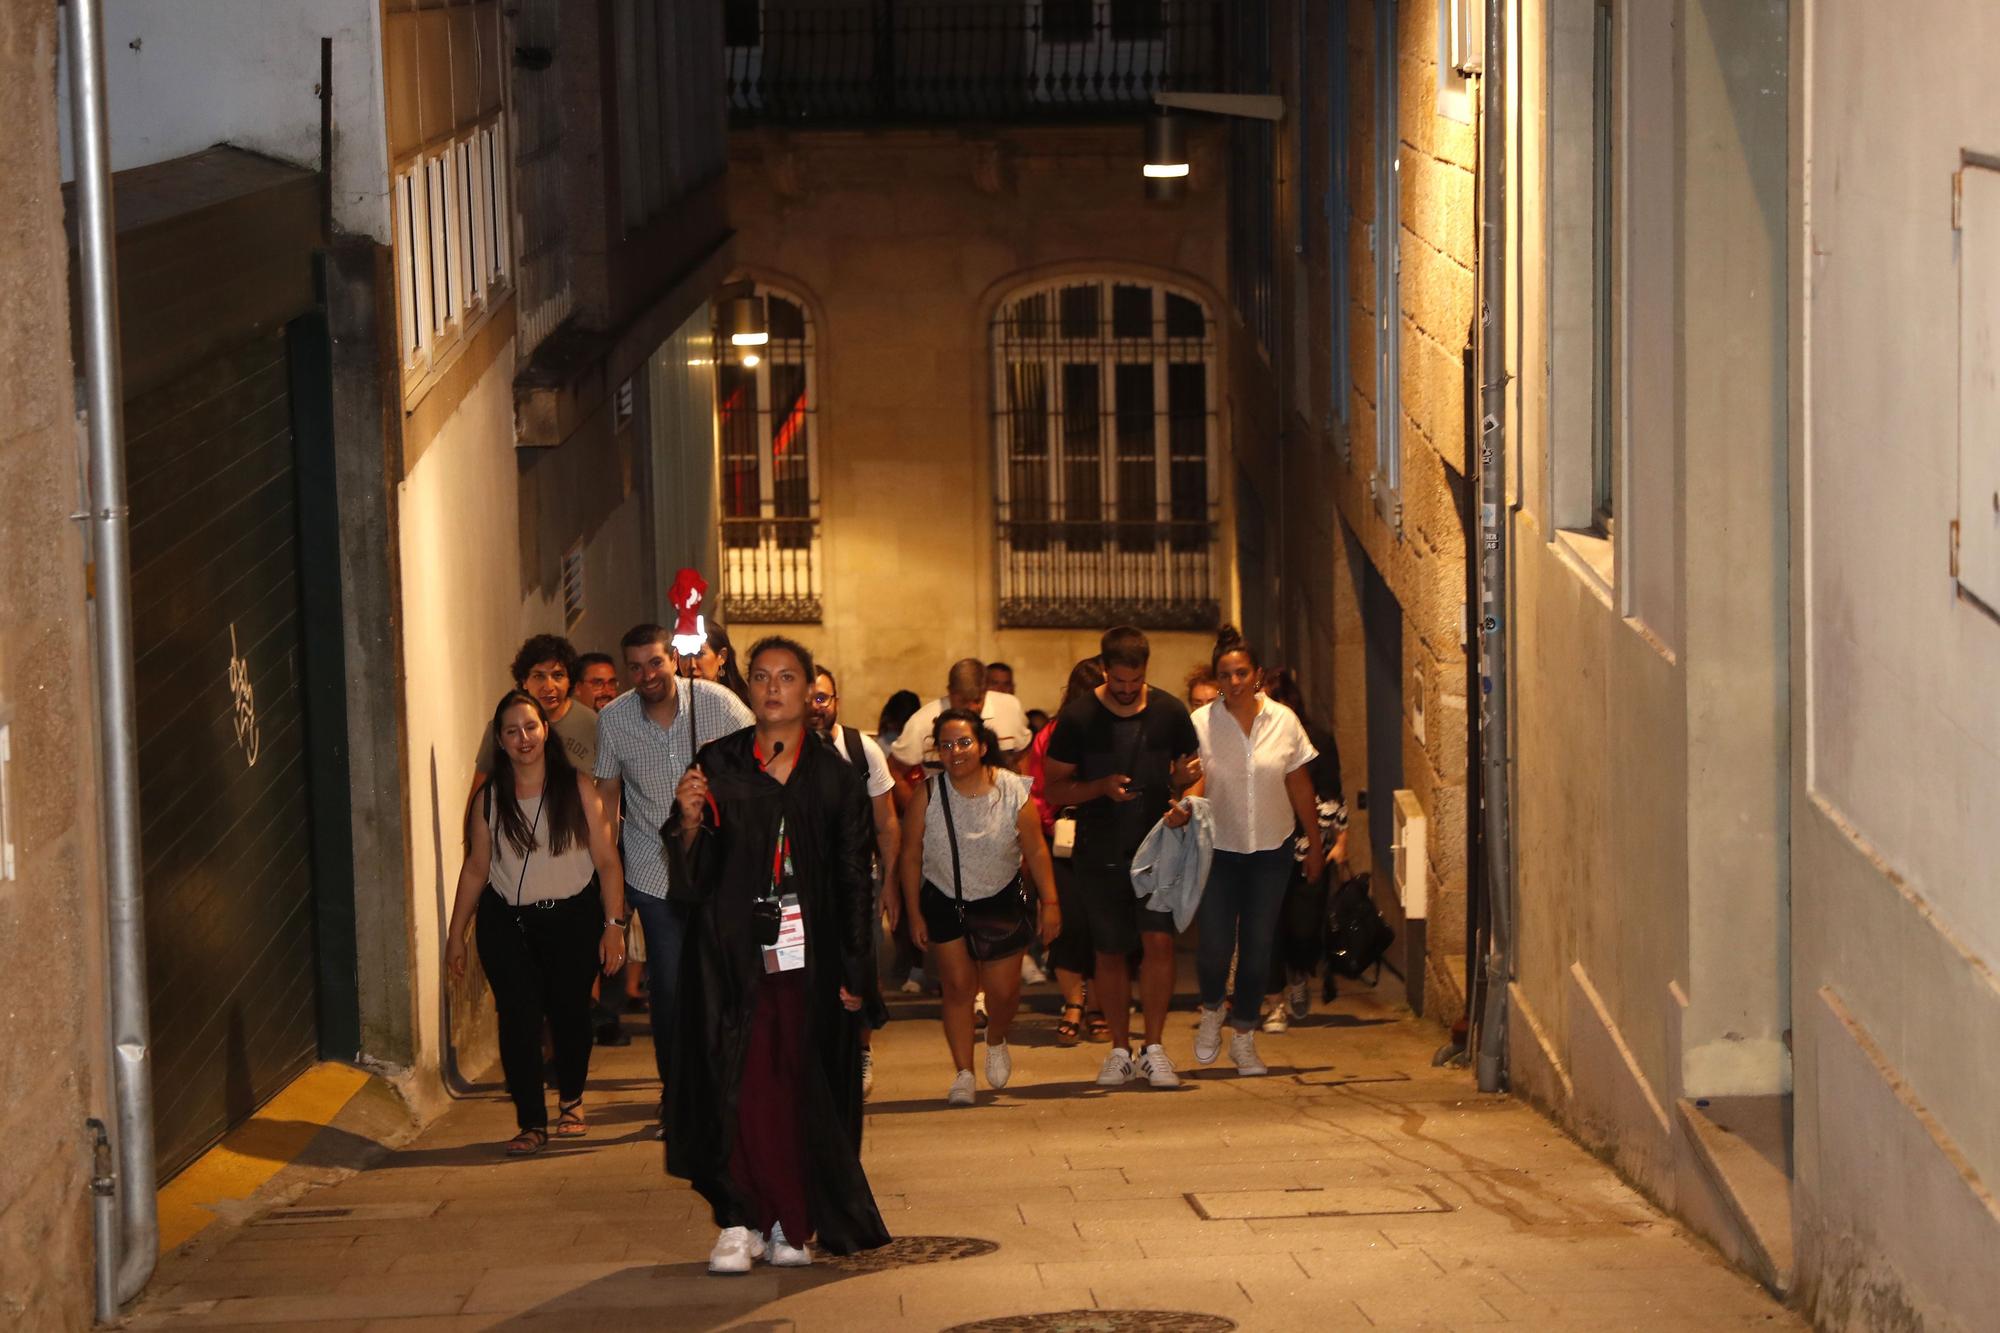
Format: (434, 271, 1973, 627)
(900, 709, 1060, 1106)
(1183, 628, 1326, 1076)
(1042, 627, 1202, 1088)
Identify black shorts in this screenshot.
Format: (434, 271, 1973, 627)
(1073, 860, 1177, 957)
(917, 882, 975, 947)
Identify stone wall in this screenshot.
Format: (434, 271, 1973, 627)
(0, 2, 102, 1326)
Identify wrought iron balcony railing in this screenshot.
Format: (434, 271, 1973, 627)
(722, 515, 824, 623)
(996, 514, 1219, 630)
(725, 0, 1234, 125)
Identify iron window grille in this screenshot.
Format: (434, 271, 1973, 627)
(718, 286, 822, 623)
(992, 277, 1220, 630)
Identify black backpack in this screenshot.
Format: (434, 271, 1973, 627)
(1325, 874, 1395, 981)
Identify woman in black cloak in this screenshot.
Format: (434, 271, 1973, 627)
(667, 634, 891, 1273)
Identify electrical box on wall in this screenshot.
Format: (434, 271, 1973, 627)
(1955, 157, 2000, 617)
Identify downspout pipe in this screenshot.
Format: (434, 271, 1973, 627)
(64, 0, 160, 1315)
(1473, 0, 1515, 1094)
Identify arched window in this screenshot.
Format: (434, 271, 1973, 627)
(991, 276, 1219, 628)
(717, 283, 820, 622)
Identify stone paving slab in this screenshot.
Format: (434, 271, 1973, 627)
(129, 979, 1804, 1331)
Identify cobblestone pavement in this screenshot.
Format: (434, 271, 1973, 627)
(129, 977, 1803, 1331)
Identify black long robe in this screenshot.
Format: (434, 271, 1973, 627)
(664, 726, 890, 1255)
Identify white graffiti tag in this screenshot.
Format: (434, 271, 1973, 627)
(229, 624, 261, 768)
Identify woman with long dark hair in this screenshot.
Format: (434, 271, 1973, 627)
(696, 623, 754, 705)
(1026, 656, 1107, 1044)
(899, 708, 1060, 1105)
(445, 691, 628, 1154)
(1258, 667, 1348, 1030)
(1184, 627, 1325, 1075)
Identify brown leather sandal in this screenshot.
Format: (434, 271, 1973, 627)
(504, 1127, 548, 1156)
(1055, 1003, 1084, 1046)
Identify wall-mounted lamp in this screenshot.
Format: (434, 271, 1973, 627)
(717, 286, 767, 367)
(1143, 110, 1189, 201)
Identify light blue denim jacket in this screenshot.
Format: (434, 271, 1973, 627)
(1129, 796, 1215, 932)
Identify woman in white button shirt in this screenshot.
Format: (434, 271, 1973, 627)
(1185, 627, 1327, 1075)
(899, 709, 1061, 1106)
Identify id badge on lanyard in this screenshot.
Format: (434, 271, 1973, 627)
(761, 817, 807, 974)
(762, 894, 806, 974)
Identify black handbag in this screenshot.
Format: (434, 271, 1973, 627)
(1325, 873, 1395, 981)
(934, 775, 1034, 962)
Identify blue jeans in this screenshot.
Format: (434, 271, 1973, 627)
(1196, 845, 1294, 1031)
(631, 891, 687, 1088)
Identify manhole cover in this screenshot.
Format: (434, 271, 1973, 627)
(945, 1313, 1236, 1332)
(822, 1234, 999, 1273)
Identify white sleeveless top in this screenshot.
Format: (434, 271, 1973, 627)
(487, 784, 596, 905)
(921, 769, 1030, 902)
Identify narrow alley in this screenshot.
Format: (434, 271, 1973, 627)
(130, 976, 1796, 1331)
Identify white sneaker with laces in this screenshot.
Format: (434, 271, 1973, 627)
(1194, 1005, 1227, 1064)
(1096, 1048, 1135, 1086)
(766, 1221, 811, 1267)
(1261, 1001, 1290, 1034)
(708, 1226, 765, 1274)
(860, 1047, 875, 1100)
(947, 1069, 976, 1106)
(1286, 978, 1311, 1020)
(1138, 1043, 1181, 1087)
(985, 1040, 1013, 1089)
(1229, 1029, 1268, 1076)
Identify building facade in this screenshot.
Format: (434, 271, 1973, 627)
(716, 0, 1241, 717)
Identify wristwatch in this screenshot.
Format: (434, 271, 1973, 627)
(605, 915, 629, 929)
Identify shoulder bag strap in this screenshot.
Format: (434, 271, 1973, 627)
(843, 726, 867, 771)
(510, 795, 542, 907)
(935, 774, 964, 904)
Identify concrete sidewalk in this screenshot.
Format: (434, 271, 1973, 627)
(129, 979, 1801, 1331)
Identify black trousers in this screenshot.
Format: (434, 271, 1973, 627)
(475, 885, 600, 1132)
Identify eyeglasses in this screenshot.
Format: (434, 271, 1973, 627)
(938, 736, 979, 753)
(811, 692, 835, 705)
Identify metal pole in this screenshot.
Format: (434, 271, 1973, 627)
(64, 0, 159, 1313)
(1473, 0, 1514, 1095)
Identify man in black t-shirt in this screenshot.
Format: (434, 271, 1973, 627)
(1044, 626, 1201, 1088)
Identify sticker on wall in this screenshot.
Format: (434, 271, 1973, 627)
(229, 624, 261, 769)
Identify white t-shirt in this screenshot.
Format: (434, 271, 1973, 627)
(826, 724, 894, 799)
(921, 769, 1031, 901)
(1191, 697, 1319, 854)
(889, 691, 1035, 767)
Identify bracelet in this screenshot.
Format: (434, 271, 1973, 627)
(605, 916, 628, 930)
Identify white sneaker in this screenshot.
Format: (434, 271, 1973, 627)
(1021, 955, 1048, 985)
(1138, 1044, 1180, 1088)
(1261, 1001, 1290, 1034)
(860, 1047, 875, 1100)
(1229, 1030, 1268, 1076)
(973, 991, 988, 1030)
(708, 1225, 765, 1274)
(766, 1221, 811, 1267)
(1096, 1048, 1134, 1086)
(1194, 1005, 1226, 1064)
(947, 1069, 976, 1106)
(900, 977, 923, 994)
(985, 1040, 1013, 1089)
(1286, 978, 1312, 1020)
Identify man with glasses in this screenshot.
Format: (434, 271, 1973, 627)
(887, 657, 1034, 769)
(809, 668, 901, 1097)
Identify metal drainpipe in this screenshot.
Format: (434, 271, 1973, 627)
(64, 0, 160, 1315)
(1473, 0, 1515, 1095)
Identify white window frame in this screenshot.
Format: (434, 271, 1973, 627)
(717, 284, 823, 621)
(393, 117, 514, 394)
(393, 166, 432, 372)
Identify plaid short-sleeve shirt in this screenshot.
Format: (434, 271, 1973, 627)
(593, 678, 754, 899)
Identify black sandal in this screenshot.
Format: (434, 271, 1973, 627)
(1055, 1003, 1084, 1047)
(503, 1127, 548, 1156)
(554, 1098, 587, 1138)
(1085, 1009, 1111, 1042)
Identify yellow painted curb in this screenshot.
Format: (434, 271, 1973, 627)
(156, 1062, 372, 1251)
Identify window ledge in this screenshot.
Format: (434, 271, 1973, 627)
(1553, 526, 1615, 606)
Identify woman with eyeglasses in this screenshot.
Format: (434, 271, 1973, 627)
(899, 708, 1061, 1106)
(444, 690, 628, 1155)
